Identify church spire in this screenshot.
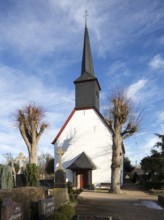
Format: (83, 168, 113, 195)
(81, 24, 94, 76)
(81, 10, 94, 76)
(74, 13, 101, 110)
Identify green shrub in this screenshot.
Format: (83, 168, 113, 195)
(144, 181, 164, 190)
(67, 181, 73, 194)
(66, 182, 83, 202)
(46, 212, 67, 220)
(158, 194, 164, 206)
(58, 204, 75, 220)
(0, 164, 14, 189)
(25, 163, 39, 186)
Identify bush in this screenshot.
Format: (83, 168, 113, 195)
(46, 212, 67, 220)
(158, 194, 164, 206)
(58, 204, 75, 220)
(144, 181, 164, 190)
(25, 163, 39, 186)
(66, 182, 83, 202)
(45, 158, 54, 175)
(0, 164, 14, 189)
(0, 187, 45, 220)
(67, 181, 73, 194)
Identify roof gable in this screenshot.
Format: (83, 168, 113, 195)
(51, 107, 112, 145)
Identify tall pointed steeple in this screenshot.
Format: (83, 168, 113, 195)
(74, 21, 101, 110)
(81, 23, 94, 76)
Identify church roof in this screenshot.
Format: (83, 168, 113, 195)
(66, 152, 96, 170)
(74, 24, 100, 90)
(81, 24, 94, 76)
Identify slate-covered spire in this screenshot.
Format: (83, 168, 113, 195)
(81, 23, 94, 76)
(74, 21, 101, 110)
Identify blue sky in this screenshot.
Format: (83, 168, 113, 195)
(0, 0, 164, 165)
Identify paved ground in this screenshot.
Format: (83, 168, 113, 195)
(75, 184, 164, 220)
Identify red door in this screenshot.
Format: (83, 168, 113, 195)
(79, 170, 88, 188)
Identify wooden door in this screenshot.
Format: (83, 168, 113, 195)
(79, 170, 88, 188)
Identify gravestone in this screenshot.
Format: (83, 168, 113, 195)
(38, 197, 54, 219)
(52, 147, 69, 208)
(54, 147, 66, 188)
(0, 198, 23, 220)
(16, 174, 26, 187)
(54, 169, 66, 188)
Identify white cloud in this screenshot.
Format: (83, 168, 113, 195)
(126, 79, 147, 102)
(125, 135, 158, 165)
(158, 35, 164, 44)
(107, 61, 130, 76)
(148, 54, 164, 70)
(0, 0, 164, 58)
(157, 111, 164, 121)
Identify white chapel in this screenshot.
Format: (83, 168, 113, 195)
(52, 23, 123, 188)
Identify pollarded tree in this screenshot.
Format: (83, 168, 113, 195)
(106, 90, 139, 194)
(16, 104, 48, 165)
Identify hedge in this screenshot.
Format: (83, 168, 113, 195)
(158, 194, 164, 206)
(144, 181, 164, 190)
(0, 187, 45, 220)
(58, 204, 75, 220)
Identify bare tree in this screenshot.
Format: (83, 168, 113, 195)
(106, 90, 140, 194)
(3, 153, 13, 164)
(16, 104, 48, 165)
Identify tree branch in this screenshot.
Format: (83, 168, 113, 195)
(105, 119, 115, 134)
(121, 121, 138, 138)
(37, 123, 48, 142)
(19, 124, 31, 153)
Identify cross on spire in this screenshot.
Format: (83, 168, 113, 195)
(84, 10, 89, 27)
(56, 146, 64, 169)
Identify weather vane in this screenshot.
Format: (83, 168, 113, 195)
(84, 10, 89, 26)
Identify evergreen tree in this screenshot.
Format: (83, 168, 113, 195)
(154, 133, 164, 153)
(45, 158, 54, 175)
(0, 165, 14, 189)
(124, 157, 134, 173)
(25, 163, 39, 186)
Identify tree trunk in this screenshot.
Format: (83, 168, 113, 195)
(111, 166, 121, 193)
(29, 143, 38, 165)
(110, 125, 122, 194)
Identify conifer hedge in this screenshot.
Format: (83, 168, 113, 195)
(25, 163, 39, 186)
(0, 164, 14, 189)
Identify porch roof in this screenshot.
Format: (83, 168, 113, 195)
(66, 152, 96, 170)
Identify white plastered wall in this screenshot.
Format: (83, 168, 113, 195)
(54, 109, 113, 187)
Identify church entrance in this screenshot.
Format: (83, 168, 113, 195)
(66, 152, 96, 189)
(78, 170, 89, 188)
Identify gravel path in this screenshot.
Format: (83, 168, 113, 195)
(75, 184, 164, 220)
